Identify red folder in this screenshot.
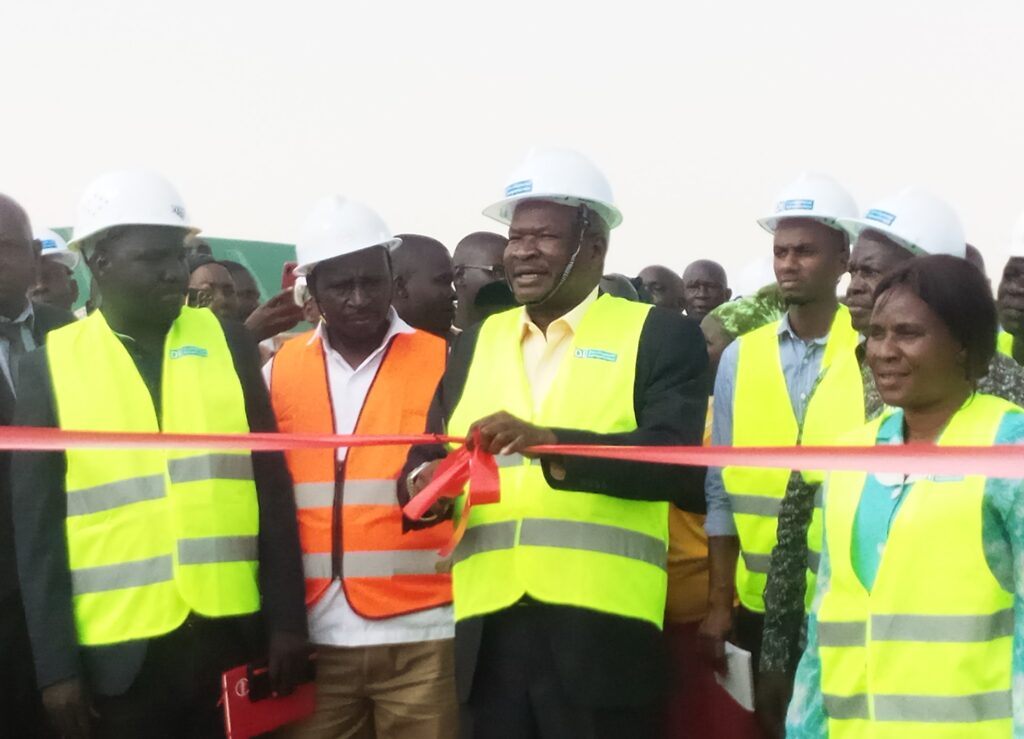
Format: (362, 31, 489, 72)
(221, 662, 316, 739)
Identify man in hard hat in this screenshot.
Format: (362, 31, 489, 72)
(31, 228, 81, 313)
(637, 264, 685, 311)
(390, 234, 457, 339)
(402, 148, 709, 738)
(452, 231, 508, 331)
(267, 197, 456, 739)
(702, 173, 862, 733)
(10, 169, 309, 739)
(681, 259, 731, 322)
(757, 188, 1024, 736)
(0, 195, 75, 739)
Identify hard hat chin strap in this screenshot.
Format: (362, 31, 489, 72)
(523, 206, 589, 307)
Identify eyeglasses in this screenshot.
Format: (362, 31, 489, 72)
(454, 265, 506, 280)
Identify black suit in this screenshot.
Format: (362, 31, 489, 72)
(401, 301, 709, 738)
(11, 316, 307, 737)
(0, 302, 74, 739)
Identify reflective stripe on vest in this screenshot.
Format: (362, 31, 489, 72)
(817, 394, 1018, 737)
(997, 330, 1014, 359)
(47, 308, 260, 646)
(448, 295, 669, 628)
(270, 328, 452, 617)
(723, 306, 862, 613)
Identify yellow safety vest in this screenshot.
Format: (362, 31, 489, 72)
(46, 307, 261, 646)
(997, 330, 1014, 360)
(818, 394, 1017, 739)
(448, 295, 669, 628)
(722, 305, 862, 613)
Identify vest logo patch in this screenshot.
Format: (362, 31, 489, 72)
(169, 345, 208, 360)
(574, 348, 618, 362)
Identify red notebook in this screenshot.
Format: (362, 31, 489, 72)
(221, 661, 316, 739)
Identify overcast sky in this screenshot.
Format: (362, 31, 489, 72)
(4, 0, 1023, 281)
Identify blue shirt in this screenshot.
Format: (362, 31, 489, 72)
(786, 408, 1024, 737)
(705, 312, 831, 536)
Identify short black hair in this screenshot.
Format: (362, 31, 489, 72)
(873, 254, 996, 381)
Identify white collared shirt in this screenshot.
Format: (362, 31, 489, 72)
(264, 309, 454, 646)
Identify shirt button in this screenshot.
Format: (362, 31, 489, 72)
(800, 393, 807, 401)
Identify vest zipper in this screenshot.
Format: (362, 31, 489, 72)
(333, 460, 345, 581)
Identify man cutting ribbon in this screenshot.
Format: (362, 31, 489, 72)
(400, 147, 710, 739)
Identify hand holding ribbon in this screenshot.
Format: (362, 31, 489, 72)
(402, 430, 500, 557)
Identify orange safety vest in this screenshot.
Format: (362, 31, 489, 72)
(270, 328, 452, 618)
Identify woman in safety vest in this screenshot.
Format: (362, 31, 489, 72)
(787, 254, 1024, 738)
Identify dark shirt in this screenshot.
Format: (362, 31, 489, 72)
(11, 316, 307, 690)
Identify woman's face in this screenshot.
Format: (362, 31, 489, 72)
(866, 286, 968, 412)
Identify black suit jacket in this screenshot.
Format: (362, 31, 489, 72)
(11, 317, 307, 696)
(400, 300, 710, 708)
(0, 303, 75, 602)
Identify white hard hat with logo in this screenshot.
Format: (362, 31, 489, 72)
(67, 169, 197, 252)
(837, 186, 966, 258)
(294, 196, 401, 277)
(483, 147, 622, 230)
(35, 227, 79, 270)
(757, 172, 858, 234)
(1008, 211, 1024, 258)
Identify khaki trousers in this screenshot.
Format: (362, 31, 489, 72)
(282, 639, 457, 739)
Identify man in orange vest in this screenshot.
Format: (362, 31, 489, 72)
(267, 196, 456, 739)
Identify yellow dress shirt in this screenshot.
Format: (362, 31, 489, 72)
(519, 288, 599, 410)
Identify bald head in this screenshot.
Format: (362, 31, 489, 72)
(682, 259, 731, 320)
(391, 234, 456, 337)
(0, 194, 38, 318)
(453, 231, 508, 329)
(637, 265, 683, 310)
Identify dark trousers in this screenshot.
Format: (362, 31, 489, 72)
(0, 591, 53, 738)
(92, 617, 250, 739)
(460, 605, 659, 739)
(733, 606, 765, 674)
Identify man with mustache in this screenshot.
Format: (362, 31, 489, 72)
(402, 147, 709, 738)
(267, 197, 457, 739)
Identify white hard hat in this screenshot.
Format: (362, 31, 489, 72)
(483, 147, 622, 230)
(34, 227, 79, 270)
(294, 196, 400, 277)
(757, 172, 858, 234)
(67, 169, 196, 251)
(837, 186, 966, 258)
(1008, 211, 1024, 258)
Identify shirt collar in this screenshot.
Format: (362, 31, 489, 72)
(0, 302, 34, 329)
(519, 287, 600, 338)
(776, 311, 830, 346)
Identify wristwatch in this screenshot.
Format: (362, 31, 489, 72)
(407, 462, 439, 522)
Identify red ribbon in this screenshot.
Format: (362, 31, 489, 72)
(400, 431, 500, 556)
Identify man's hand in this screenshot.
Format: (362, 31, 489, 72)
(468, 412, 557, 457)
(756, 670, 793, 739)
(244, 289, 303, 343)
(408, 460, 453, 519)
(697, 604, 733, 674)
(42, 677, 92, 739)
(268, 631, 311, 697)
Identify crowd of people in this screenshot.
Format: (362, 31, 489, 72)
(1, 149, 1023, 739)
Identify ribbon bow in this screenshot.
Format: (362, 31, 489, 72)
(402, 430, 501, 557)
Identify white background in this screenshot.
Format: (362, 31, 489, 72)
(5, 0, 1023, 281)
